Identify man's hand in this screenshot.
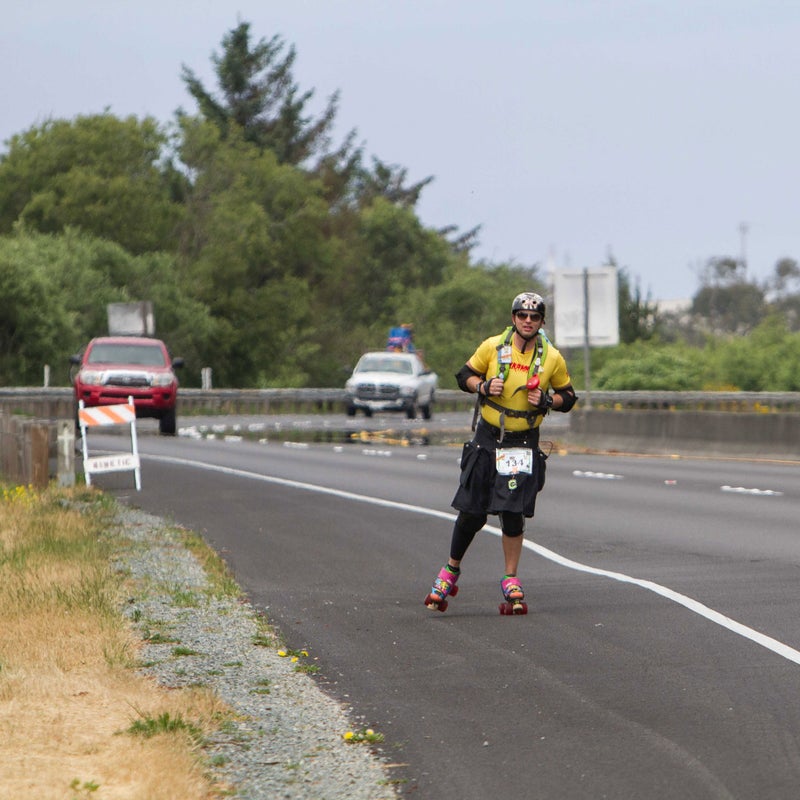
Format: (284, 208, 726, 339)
(483, 377, 504, 397)
(528, 387, 553, 411)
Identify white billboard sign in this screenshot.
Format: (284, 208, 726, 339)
(552, 266, 620, 348)
(107, 301, 155, 336)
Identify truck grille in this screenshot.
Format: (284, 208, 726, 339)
(105, 372, 151, 387)
(356, 383, 400, 401)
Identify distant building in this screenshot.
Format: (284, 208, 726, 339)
(655, 297, 691, 315)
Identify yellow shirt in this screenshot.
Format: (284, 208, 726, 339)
(467, 331, 572, 431)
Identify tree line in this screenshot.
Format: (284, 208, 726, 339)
(2, 21, 800, 392)
(602, 254, 800, 391)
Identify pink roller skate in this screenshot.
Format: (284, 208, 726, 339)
(499, 575, 528, 615)
(424, 565, 460, 612)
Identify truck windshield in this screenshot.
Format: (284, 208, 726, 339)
(87, 344, 167, 367)
(357, 357, 413, 374)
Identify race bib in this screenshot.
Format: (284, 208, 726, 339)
(495, 448, 533, 475)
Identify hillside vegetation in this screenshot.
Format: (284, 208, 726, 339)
(2, 22, 800, 392)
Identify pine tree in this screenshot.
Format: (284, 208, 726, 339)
(181, 22, 339, 165)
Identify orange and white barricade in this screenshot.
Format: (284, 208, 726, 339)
(78, 396, 141, 491)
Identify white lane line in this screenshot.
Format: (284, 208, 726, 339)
(142, 453, 800, 666)
(517, 536, 800, 665)
(572, 470, 624, 480)
(721, 485, 783, 496)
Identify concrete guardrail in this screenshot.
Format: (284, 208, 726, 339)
(1, 388, 799, 486)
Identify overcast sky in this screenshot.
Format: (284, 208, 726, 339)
(4, 1, 800, 301)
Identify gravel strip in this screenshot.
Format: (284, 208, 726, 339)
(114, 504, 400, 800)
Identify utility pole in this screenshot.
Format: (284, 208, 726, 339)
(582, 268, 591, 409)
(739, 221, 749, 278)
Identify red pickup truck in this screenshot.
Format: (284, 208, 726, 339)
(70, 336, 184, 435)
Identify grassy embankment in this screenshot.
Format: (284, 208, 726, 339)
(0, 482, 237, 799)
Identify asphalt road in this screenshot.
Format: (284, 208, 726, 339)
(87, 417, 800, 799)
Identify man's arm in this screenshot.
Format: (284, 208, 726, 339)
(455, 363, 484, 394)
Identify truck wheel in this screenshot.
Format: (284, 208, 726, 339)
(405, 400, 417, 419)
(346, 403, 357, 417)
(421, 391, 434, 420)
(159, 408, 177, 436)
(363, 407, 373, 418)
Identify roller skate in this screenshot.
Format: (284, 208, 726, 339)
(499, 575, 528, 615)
(423, 565, 460, 612)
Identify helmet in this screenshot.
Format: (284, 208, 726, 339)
(511, 292, 546, 320)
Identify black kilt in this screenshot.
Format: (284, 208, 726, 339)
(451, 421, 544, 518)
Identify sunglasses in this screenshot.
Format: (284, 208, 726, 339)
(515, 312, 542, 322)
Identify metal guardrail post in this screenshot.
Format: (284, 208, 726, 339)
(57, 420, 75, 487)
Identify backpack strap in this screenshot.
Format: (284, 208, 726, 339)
(480, 397, 543, 441)
(471, 329, 549, 440)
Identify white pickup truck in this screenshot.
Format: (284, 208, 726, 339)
(345, 351, 438, 419)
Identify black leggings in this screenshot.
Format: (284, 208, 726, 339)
(449, 510, 525, 561)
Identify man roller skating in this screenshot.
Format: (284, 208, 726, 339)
(423, 292, 578, 615)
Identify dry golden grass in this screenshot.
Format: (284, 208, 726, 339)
(0, 484, 230, 799)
